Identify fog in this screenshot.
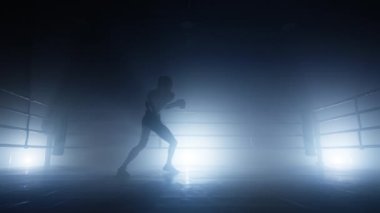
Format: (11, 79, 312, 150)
(1, 1, 380, 211)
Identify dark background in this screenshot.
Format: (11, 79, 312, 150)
(1, 0, 380, 109)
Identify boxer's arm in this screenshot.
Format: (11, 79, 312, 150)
(165, 99, 186, 109)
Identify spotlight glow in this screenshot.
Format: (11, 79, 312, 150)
(23, 154, 35, 168)
(7, 149, 45, 168)
(322, 149, 355, 170)
(175, 149, 218, 169)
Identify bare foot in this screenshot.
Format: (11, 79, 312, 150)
(163, 164, 180, 174)
(116, 168, 130, 178)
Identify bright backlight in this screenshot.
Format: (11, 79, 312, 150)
(322, 149, 355, 170)
(8, 149, 45, 168)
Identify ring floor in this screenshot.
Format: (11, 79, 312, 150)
(0, 167, 379, 213)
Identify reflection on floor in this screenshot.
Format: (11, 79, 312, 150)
(0, 167, 379, 212)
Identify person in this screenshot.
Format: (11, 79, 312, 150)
(117, 76, 186, 177)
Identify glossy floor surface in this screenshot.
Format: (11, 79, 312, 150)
(0, 167, 380, 213)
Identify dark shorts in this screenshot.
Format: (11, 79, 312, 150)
(142, 111, 162, 127)
(141, 111, 176, 143)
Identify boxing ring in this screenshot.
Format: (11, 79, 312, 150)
(1, 86, 380, 171)
(1, 87, 380, 212)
